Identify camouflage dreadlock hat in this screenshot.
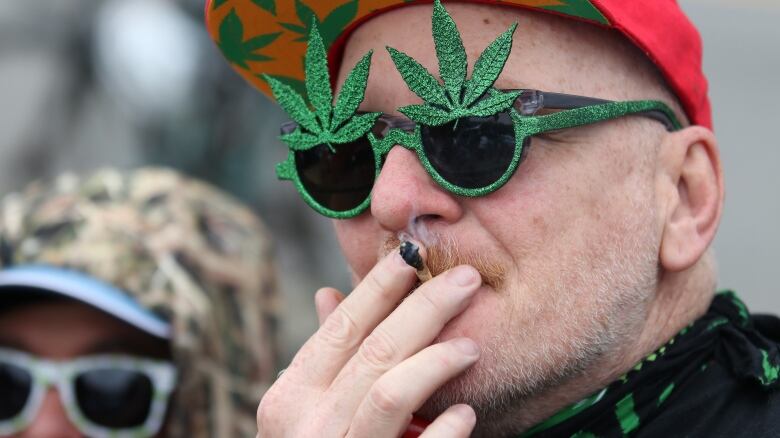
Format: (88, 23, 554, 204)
(0, 167, 280, 437)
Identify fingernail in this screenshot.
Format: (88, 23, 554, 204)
(453, 404, 476, 424)
(447, 265, 478, 287)
(453, 337, 479, 357)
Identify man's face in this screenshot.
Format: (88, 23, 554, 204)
(333, 3, 670, 421)
(0, 298, 170, 437)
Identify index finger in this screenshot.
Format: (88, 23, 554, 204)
(285, 249, 418, 386)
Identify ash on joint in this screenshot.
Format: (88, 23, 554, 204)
(399, 241, 424, 270)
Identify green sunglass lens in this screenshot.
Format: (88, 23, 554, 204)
(421, 112, 516, 189)
(295, 137, 375, 213)
(0, 361, 31, 420)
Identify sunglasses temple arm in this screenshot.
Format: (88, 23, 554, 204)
(529, 101, 681, 134)
(514, 90, 681, 131)
(636, 109, 680, 131)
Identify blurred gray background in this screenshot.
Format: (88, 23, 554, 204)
(0, 0, 777, 363)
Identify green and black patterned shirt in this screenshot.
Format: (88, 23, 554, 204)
(521, 291, 780, 438)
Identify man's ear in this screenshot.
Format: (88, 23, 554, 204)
(657, 126, 724, 272)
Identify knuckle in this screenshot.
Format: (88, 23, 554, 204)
(358, 328, 400, 370)
(363, 271, 397, 302)
(367, 381, 405, 416)
(317, 307, 361, 350)
(256, 403, 269, 428)
(256, 389, 280, 427)
(415, 286, 444, 314)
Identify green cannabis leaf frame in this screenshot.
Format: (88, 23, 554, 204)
(266, 0, 681, 219)
(263, 21, 381, 218)
(388, 0, 521, 125)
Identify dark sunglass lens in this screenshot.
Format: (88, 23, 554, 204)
(0, 361, 32, 420)
(75, 369, 153, 428)
(421, 112, 516, 189)
(295, 137, 375, 212)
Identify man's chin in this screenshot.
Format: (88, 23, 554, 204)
(414, 353, 571, 438)
(414, 358, 524, 432)
(414, 365, 484, 420)
(417, 286, 519, 415)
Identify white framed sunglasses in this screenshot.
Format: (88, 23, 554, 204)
(0, 347, 176, 438)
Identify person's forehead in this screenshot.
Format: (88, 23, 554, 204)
(337, 2, 666, 109)
(0, 300, 169, 359)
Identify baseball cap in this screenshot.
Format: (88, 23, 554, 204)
(204, 0, 711, 128)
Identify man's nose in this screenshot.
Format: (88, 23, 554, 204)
(370, 146, 463, 231)
(21, 389, 81, 438)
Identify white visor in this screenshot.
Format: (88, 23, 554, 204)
(0, 265, 170, 339)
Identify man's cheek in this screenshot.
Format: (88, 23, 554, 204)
(333, 221, 378, 275)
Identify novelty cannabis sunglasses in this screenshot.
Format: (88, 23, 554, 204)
(276, 90, 681, 218)
(266, 1, 682, 219)
(0, 347, 176, 438)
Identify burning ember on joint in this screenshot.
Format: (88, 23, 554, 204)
(399, 240, 433, 283)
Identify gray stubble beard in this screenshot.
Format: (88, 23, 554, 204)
(416, 210, 659, 437)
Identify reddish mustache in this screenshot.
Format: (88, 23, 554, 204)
(383, 235, 506, 290)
